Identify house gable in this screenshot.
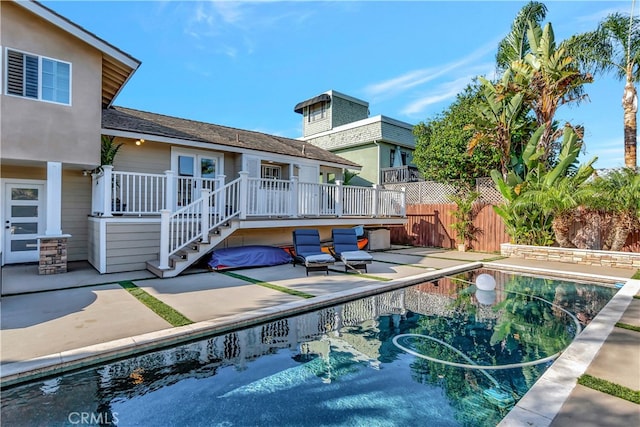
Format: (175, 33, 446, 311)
(1, 0, 140, 167)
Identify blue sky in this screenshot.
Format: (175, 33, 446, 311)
(44, 0, 635, 169)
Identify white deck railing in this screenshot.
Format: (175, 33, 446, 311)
(93, 168, 406, 220)
(159, 178, 242, 269)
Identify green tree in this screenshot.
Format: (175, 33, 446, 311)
(467, 76, 530, 177)
(567, 12, 640, 168)
(413, 83, 502, 186)
(510, 21, 593, 163)
(514, 158, 597, 247)
(496, 1, 548, 70)
(491, 125, 594, 245)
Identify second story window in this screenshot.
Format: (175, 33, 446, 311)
(307, 103, 326, 123)
(5, 49, 71, 105)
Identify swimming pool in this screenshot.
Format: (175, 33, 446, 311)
(1, 269, 617, 426)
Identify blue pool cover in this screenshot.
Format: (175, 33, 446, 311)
(208, 245, 292, 270)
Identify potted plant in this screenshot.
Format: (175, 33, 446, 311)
(449, 188, 481, 251)
(99, 135, 126, 213)
(101, 135, 123, 167)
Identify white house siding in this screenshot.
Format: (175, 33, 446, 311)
(113, 139, 170, 174)
(61, 170, 91, 261)
(105, 221, 160, 273)
(87, 217, 102, 271)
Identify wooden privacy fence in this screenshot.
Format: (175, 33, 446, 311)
(391, 203, 640, 253)
(391, 203, 510, 253)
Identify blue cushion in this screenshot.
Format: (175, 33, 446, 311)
(340, 250, 373, 262)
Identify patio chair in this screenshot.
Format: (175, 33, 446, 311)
(292, 229, 335, 276)
(331, 228, 374, 272)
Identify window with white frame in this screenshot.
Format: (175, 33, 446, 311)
(261, 164, 281, 179)
(5, 48, 71, 105)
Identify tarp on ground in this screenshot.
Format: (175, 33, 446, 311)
(208, 245, 292, 270)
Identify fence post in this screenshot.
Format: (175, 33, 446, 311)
(159, 209, 171, 270)
(239, 171, 249, 220)
(401, 187, 407, 216)
(335, 180, 343, 217)
(164, 170, 175, 212)
(102, 165, 113, 217)
(372, 184, 379, 217)
(200, 189, 211, 243)
(290, 176, 299, 218)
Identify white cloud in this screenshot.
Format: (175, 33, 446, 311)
(184, 1, 315, 53)
(574, 6, 633, 24)
(400, 63, 495, 117)
(364, 41, 498, 100)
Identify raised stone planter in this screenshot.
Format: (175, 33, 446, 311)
(501, 243, 640, 270)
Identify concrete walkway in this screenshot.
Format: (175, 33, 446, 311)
(1, 248, 638, 426)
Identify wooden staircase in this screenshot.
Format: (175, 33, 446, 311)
(146, 220, 239, 278)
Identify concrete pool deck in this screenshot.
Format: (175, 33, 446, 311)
(1, 247, 638, 425)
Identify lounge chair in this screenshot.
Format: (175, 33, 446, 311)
(331, 228, 374, 272)
(292, 229, 335, 275)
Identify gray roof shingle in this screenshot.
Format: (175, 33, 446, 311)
(102, 106, 360, 168)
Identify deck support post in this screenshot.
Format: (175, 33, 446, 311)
(159, 209, 171, 270)
(238, 171, 249, 220)
(290, 176, 299, 218)
(335, 180, 343, 217)
(372, 184, 379, 217)
(164, 170, 175, 212)
(200, 189, 211, 244)
(101, 165, 113, 217)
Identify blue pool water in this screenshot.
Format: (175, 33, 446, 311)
(1, 269, 617, 426)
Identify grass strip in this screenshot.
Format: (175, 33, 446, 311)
(578, 374, 640, 404)
(481, 256, 507, 262)
(634, 295, 640, 300)
(119, 281, 193, 327)
(615, 322, 640, 333)
(631, 270, 640, 280)
(220, 271, 315, 299)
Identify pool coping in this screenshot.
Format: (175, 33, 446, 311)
(1, 260, 635, 427)
(497, 277, 640, 427)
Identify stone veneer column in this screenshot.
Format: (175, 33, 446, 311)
(38, 235, 71, 275)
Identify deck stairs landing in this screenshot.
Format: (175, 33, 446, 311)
(146, 220, 239, 278)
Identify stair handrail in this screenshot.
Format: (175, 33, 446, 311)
(159, 177, 241, 270)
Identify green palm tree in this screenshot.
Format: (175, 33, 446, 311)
(567, 12, 640, 168)
(491, 125, 596, 246)
(515, 163, 596, 247)
(496, 1, 548, 70)
(510, 21, 593, 163)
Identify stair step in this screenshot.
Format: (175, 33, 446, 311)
(147, 220, 238, 278)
